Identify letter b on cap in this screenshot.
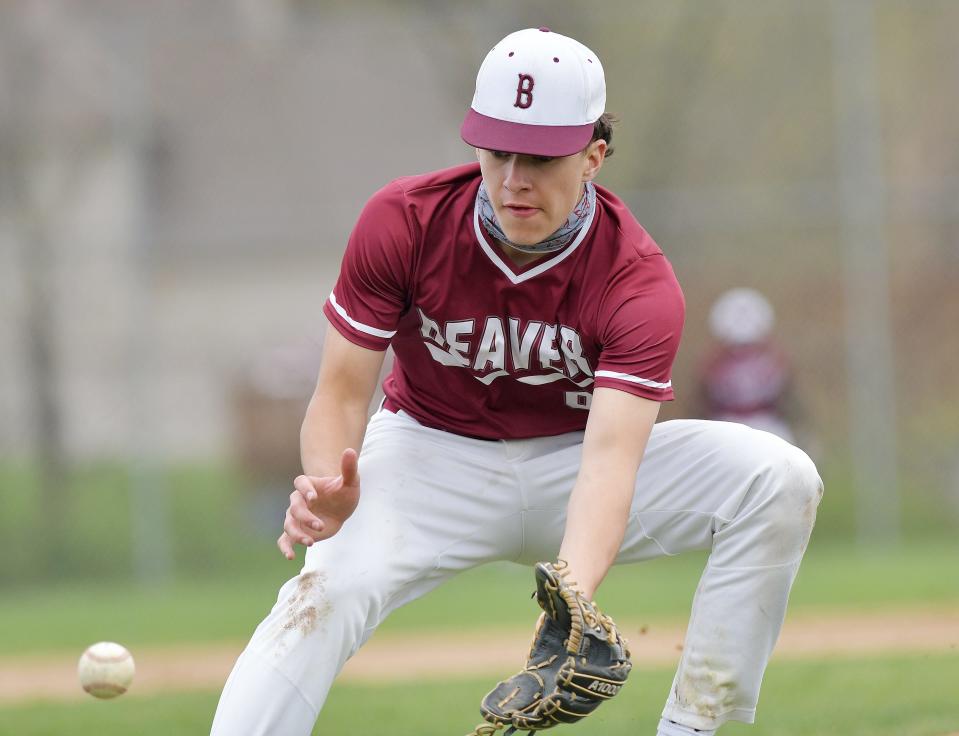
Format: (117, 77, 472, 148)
(514, 74, 534, 109)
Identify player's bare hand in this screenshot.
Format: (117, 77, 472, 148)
(277, 448, 361, 560)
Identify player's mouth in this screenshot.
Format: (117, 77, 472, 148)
(502, 202, 541, 219)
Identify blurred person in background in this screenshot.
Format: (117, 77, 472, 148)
(698, 288, 801, 446)
(232, 336, 394, 533)
(232, 339, 324, 532)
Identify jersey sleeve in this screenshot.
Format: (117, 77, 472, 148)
(594, 253, 685, 401)
(323, 181, 414, 350)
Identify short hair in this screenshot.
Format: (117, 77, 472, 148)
(590, 112, 617, 158)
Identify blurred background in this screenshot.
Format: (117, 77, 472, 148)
(1, 0, 957, 587)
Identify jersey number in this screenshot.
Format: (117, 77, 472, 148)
(565, 391, 592, 410)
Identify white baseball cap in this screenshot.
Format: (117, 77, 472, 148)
(461, 27, 606, 157)
(709, 288, 776, 345)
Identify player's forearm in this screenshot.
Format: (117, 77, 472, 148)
(558, 389, 659, 599)
(558, 465, 636, 600)
(299, 387, 369, 478)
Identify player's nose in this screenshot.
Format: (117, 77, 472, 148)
(503, 155, 533, 192)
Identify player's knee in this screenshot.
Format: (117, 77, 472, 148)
(762, 444, 823, 541)
(711, 437, 822, 567)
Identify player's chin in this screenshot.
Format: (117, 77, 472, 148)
(500, 220, 551, 247)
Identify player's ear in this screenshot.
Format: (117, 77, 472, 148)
(582, 140, 606, 182)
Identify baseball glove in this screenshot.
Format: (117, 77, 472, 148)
(465, 561, 632, 735)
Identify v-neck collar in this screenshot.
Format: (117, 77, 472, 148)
(471, 198, 596, 285)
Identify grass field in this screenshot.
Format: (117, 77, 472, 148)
(1, 460, 956, 734)
(1, 536, 957, 734)
(1, 654, 956, 735)
(1, 537, 957, 657)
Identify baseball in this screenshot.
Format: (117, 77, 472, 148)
(78, 641, 135, 699)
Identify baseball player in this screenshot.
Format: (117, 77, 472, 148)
(211, 28, 823, 736)
(700, 288, 798, 444)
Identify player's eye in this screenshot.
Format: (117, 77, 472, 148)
(488, 150, 553, 164)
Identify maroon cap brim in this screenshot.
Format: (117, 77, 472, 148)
(461, 108, 594, 157)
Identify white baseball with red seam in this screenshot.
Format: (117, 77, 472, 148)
(78, 641, 135, 699)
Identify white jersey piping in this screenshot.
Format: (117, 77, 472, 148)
(328, 291, 397, 339)
(594, 369, 672, 390)
(472, 197, 596, 285)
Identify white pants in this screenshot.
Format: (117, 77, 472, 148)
(212, 409, 823, 734)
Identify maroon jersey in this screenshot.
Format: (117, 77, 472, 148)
(323, 163, 684, 439)
(701, 343, 791, 417)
